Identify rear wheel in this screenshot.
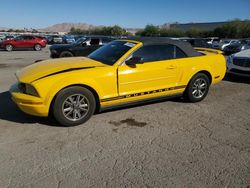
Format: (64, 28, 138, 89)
(185, 73, 210, 102)
(52, 86, 96, 126)
(5, 44, 13, 51)
(34, 44, 42, 51)
(59, 51, 74, 58)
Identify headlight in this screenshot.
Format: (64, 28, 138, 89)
(18, 83, 39, 97)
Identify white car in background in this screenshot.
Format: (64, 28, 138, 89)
(0, 35, 5, 41)
(241, 40, 250, 51)
(227, 49, 250, 77)
(213, 39, 240, 50)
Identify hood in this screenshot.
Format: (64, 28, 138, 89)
(233, 49, 250, 58)
(16, 57, 106, 83)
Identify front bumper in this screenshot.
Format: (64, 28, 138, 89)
(227, 63, 250, 77)
(10, 83, 49, 117)
(227, 69, 250, 77)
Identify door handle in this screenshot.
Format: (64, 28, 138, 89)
(167, 65, 177, 69)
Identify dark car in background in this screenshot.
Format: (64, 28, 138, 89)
(223, 42, 242, 55)
(0, 35, 47, 51)
(240, 40, 250, 51)
(50, 36, 114, 58)
(179, 38, 212, 48)
(74, 35, 86, 41)
(46, 35, 63, 44)
(62, 35, 75, 44)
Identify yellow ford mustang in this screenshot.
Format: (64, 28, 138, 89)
(10, 38, 226, 126)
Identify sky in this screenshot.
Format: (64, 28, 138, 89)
(0, 0, 249, 29)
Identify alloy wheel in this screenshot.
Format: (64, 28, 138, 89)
(192, 78, 207, 99)
(62, 94, 89, 121)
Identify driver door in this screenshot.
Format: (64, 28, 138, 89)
(13, 36, 25, 48)
(118, 44, 183, 96)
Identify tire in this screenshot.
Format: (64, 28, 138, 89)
(59, 51, 74, 58)
(52, 86, 96, 126)
(5, 44, 13, 51)
(34, 44, 42, 51)
(184, 73, 210, 103)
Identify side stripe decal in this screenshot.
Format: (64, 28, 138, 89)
(100, 85, 186, 102)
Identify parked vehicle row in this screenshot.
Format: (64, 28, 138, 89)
(0, 34, 120, 52)
(178, 37, 250, 55)
(50, 36, 114, 58)
(212, 39, 250, 55)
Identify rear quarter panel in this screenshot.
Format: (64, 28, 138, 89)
(177, 53, 226, 86)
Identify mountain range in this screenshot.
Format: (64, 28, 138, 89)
(0, 21, 232, 33)
(39, 22, 98, 32)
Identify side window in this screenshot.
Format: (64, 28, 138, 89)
(175, 46, 187, 59)
(23, 36, 34, 40)
(132, 45, 175, 63)
(15, 36, 24, 40)
(28, 36, 35, 40)
(90, 38, 100, 46)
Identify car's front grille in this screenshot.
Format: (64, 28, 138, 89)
(230, 68, 250, 75)
(233, 58, 250, 67)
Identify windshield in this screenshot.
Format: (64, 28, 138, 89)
(75, 37, 87, 44)
(222, 40, 230, 44)
(88, 41, 136, 65)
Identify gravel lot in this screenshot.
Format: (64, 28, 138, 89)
(0, 47, 249, 188)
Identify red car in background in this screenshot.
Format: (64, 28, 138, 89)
(0, 35, 47, 51)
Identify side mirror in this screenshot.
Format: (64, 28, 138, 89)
(125, 57, 142, 66)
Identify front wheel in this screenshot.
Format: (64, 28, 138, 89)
(184, 73, 210, 102)
(5, 44, 13, 51)
(34, 44, 42, 51)
(52, 86, 96, 126)
(59, 51, 74, 58)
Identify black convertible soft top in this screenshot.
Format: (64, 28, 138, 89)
(127, 37, 202, 57)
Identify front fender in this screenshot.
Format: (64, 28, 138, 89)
(45, 77, 102, 107)
(32, 67, 117, 109)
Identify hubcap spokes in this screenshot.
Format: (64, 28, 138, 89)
(62, 94, 89, 121)
(192, 78, 207, 99)
(7, 45, 12, 51)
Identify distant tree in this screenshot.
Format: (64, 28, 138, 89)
(141, 25, 160, 36)
(136, 20, 250, 38)
(70, 27, 76, 33)
(31, 29, 38, 33)
(160, 28, 185, 37)
(185, 28, 205, 38)
(69, 25, 128, 36)
(7, 29, 14, 32)
(110, 25, 126, 36)
(135, 30, 144, 36)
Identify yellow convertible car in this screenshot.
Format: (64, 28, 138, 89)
(10, 38, 226, 126)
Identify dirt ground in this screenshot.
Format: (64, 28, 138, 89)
(0, 47, 249, 188)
